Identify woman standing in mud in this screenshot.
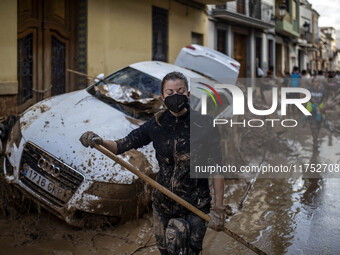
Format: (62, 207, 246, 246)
(80, 71, 225, 255)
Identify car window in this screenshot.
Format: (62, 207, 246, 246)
(104, 67, 161, 95)
(87, 67, 163, 120)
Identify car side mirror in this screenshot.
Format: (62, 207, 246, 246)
(94, 73, 104, 83)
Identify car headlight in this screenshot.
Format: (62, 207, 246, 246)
(7, 119, 22, 149)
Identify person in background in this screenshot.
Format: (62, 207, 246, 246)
(260, 69, 275, 104)
(335, 71, 340, 91)
(335, 71, 340, 80)
(289, 66, 301, 112)
(300, 69, 311, 89)
(315, 70, 327, 88)
(282, 71, 291, 87)
(304, 78, 328, 151)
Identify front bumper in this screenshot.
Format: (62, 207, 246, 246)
(3, 142, 152, 227)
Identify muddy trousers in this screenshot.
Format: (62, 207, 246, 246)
(153, 204, 207, 255)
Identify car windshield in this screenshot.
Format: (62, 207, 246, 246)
(87, 67, 163, 120)
(104, 67, 161, 95)
(87, 66, 213, 120)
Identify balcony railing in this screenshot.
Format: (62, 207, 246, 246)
(300, 29, 313, 44)
(215, 1, 274, 23)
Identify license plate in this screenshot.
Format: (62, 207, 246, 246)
(23, 164, 67, 201)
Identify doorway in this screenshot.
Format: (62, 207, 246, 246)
(275, 43, 282, 76)
(17, 0, 79, 111)
(233, 33, 247, 78)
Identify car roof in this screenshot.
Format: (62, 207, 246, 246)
(130, 61, 206, 81)
(129, 61, 217, 95)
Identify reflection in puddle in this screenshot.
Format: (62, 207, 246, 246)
(204, 124, 340, 254)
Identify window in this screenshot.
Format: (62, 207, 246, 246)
(88, 67, 162, 120)
(51, 36, 66, 96)
(292, 1, 297, 20)
(192, 32, 203, 45)
(236, 0, 246, 14)
(18, 33, 33, 105)
(217, 29, 227, 54)
(101, 67, 161, 95)
(152, 6, 168, 62)
(285, 0, 290, 12)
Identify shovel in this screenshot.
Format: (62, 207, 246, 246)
(94, 144, 268, 255)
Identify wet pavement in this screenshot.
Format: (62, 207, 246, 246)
(203, 114, 340, 255)
(0, 114, 339, 254)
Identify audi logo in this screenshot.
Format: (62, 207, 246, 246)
(37, 156, 61, 176)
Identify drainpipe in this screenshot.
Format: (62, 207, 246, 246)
(227, 25, 233, 57)
(262, 32, 268, 74)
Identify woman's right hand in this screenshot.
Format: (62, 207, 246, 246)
(79, 131, 103, 148)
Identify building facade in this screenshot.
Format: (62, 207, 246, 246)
(274, 0, 300, 76)
(208, 0, 276, 78)
(320, 27, 337, 71)
(297, 0, 314, 72)
(0, 0, 225, 117)
(1, 0, 338, 118)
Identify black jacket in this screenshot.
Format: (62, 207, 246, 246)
(116, 106, 222, 215)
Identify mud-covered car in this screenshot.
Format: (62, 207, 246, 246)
(3, 45, 239, 227)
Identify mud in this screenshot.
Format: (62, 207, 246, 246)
(94, 84, 164, 117)
(0, 94, 18, 118)
(1, 104, 340, 254)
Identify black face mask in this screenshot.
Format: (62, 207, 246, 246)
(164, 94, 188, 113)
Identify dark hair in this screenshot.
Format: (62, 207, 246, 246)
(312, 78, 320, 84)
(301, 69, 307, 75)
(161, 71, 188, 95)
(293, 66, 299, 72)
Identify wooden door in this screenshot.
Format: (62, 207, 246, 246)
(236, 0, 246, 14)
(18, 0, 77, 111)
(233, 33, 247, 78)
(17, 0, 42, 110)
(275, 43, 282, 76)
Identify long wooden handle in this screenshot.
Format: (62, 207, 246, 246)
(94, 144, 267, 255)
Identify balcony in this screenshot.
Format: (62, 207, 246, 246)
(275, 1, 300, 38)
(276, 18, 300, 37)
(213, 1, 275, 29)
(300, 28, 313, 44)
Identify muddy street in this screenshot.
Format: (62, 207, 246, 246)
(0, 113, 340, 255)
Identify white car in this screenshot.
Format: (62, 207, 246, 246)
(3, 45, 239, 227)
